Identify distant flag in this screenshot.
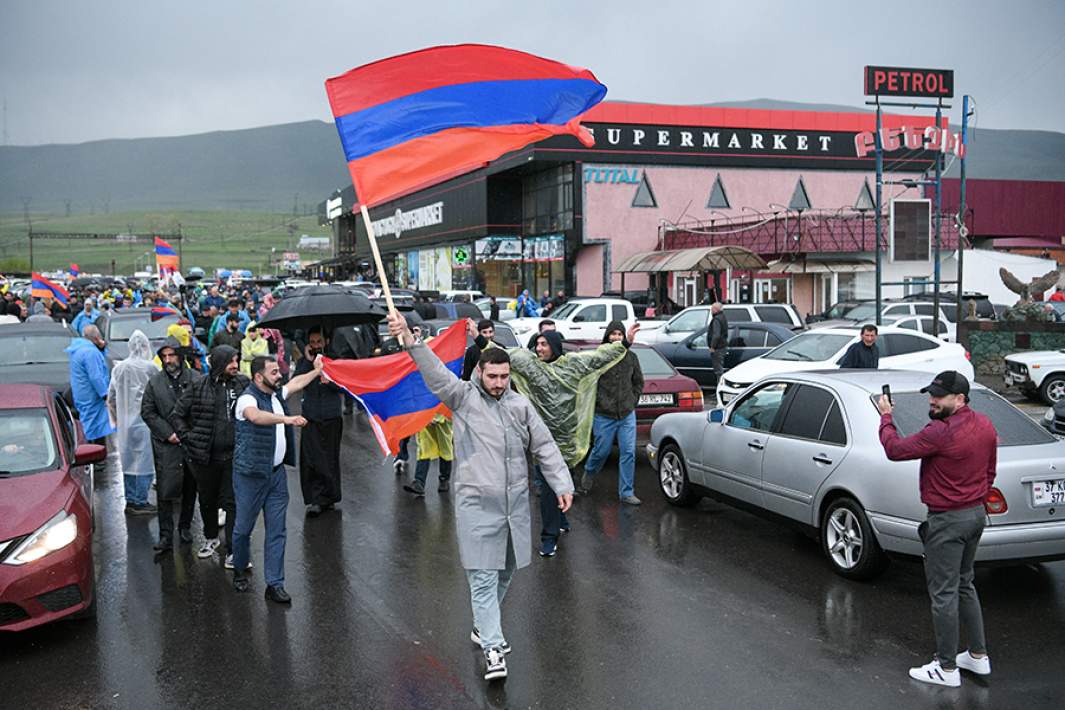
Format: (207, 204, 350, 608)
(325, 44, 607, 208)
(70, 263, 80, 277)
(321, 321, 467, 455)
(155, 236, 180, 277)
(150, 306, 181, 322)
(31, 272, 70, 307)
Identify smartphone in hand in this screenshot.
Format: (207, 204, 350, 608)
(881, 384, 893, 405)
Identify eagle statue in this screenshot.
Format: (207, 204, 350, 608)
(999, 268, 1060, 305)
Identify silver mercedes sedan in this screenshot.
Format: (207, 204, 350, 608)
(646, 369, 1065, 580)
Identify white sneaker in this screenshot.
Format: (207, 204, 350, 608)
(955, 650, 991, 676)
(393, 459, 406, 476)
(223, 553, 253, 571)
(908, 658, 961, 687)
(197, 538, 221, 559)
(483, 647, 507, 681)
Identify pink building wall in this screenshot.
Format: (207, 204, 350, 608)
(579, 165, 913, 294)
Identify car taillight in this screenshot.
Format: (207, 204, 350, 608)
(964, 350, 971, 360)
(678, 390, 703, 408)
(985, 487, 1008, 515)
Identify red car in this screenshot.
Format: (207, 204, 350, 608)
(563, 341, 704, 436)
(0, 384, 105, 631)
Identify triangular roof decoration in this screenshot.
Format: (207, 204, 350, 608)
(707, 173, 731, 209)
(854, 179, 876, 211)
(789, 176, 812, 211)
(632, 172, 658, 208)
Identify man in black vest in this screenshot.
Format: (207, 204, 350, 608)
(297, 327, 345, 517)
(231, 354, 322, 603)
(141, 337, 201, 552)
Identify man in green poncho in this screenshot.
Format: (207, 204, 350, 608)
(474, 320, 639, 557)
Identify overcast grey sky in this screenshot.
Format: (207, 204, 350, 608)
(2, 0, 1063, 145)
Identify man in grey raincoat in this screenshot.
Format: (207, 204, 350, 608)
(107, 330, 158, 515)
(388, 313, 572, 683)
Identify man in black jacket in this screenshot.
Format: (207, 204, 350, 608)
(462, 320, 497, 381)
(141, 337, 201, 552)
(171, 345, 249, 566)
(297, 327, 344, 516)
(708, 303, 729, 385)
(579, 321, 645, 505)
(838, 324, 880, 369)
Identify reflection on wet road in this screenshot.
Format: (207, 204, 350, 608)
(3, 411, 1064, 709)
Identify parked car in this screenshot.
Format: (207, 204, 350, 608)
(563, 341, 703, 435)
(98, 310, 181, 361)
(884, 314, 955, 342)
(439, 290, 484, 302)
(0, 323, 76, 391)
(653, 322, 796, 387)
(647, 370, 1065, 580)
(474, 297, 515, 322)
(899, 291, 996, 321)
(637, 303, 804, 347)
(716, 326, 973, 405)
(510, 297, 637, 341)
(420, 319, 520, 349)
(1003, 350, 1065, 404)
(805, 300, 871, 324)
(0, 384, 106, 631)
(432, 302, 483, 321)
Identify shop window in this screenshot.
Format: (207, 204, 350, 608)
(523, 165, 574, 235)
(632, 173, 658, 208)
(707, 174, 730, 209)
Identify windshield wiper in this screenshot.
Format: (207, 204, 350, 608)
(785, 349, 813, 361)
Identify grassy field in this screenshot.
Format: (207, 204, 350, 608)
(0, 210, 332, 275)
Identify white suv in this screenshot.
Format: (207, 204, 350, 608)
(1004, 351, 1065, 404)
(638, 303, 804, 346)
(509, 297, 637, 341)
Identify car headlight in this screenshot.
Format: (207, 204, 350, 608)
(2, 511, 78, 566)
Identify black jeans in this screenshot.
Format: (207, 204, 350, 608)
(158, 465, 197, 540)
(189, 458, 235, 550)
(299, 417, 343, 506)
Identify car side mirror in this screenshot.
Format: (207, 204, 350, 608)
(707, 408, 725, 424)
(686, 339, 696, 349)
(74, 443, 107, 466)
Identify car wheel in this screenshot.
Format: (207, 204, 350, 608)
(1040, 375, 1065, 406)
(658, 444, 698, 507)
(820, 497, 888, 580)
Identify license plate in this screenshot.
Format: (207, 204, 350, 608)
(1032, 479, 1065, 507)
(638, 393, 674, 406)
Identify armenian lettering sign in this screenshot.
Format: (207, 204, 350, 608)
(864, 65, 954, 99)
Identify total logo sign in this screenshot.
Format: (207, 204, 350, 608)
(584, 167, 642, 185)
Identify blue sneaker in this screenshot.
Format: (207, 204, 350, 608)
(539, 539, 557, 558)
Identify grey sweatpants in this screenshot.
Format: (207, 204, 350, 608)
(919, 504, 988, 667)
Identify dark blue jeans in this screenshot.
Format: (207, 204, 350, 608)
(414, 458, 452, 485)
(232, 464, 288, 587)
(536, 465, 569, 544)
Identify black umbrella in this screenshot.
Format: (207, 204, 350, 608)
(255, 285, 387, 332)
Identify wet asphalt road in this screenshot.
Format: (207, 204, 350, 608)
(3, 410, 1065, 710)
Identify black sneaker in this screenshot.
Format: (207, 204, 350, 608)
(125, 503, 157, 515)
(438, 479, 450, 493)
(403, 480, 426, 496)
(539, 539, 557, 558)
(265, 585, 292, 604)
(153, 535, 173, 552)
(233, 574, 250, 593)
(483, 647, 507, 681)
(471, 629, 511, 654)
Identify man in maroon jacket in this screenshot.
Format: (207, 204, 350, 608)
(878, 370, 996, 687)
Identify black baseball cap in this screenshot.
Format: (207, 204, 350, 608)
(921, 370, 970, 397)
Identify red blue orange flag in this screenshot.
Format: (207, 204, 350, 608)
(325, 44, 607, 207)
(321, 321, 468, 455)
(151, 306, 181, 322)
(70, 263, 80, 277)
(31, 273, 69, 306)
(154, 236, 179, 273)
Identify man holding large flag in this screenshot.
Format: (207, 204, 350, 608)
(386, 313, 572, 682)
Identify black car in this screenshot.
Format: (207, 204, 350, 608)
(652, 321, 796, 387)
(420, 319, 519, 348)
(0, 322, 77, 391)
(98, 310, 181, 361)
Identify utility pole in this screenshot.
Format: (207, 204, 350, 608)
(956, 95, 972, 319)
(932, 100, 944, 337)
(874, 101, 883, 326)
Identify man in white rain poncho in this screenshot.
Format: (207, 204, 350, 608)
(107, 330, 158, 515)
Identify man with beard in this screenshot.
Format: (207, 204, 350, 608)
(141, 337, 201, 551)
(212, 312, 245, 352)
(387, 313, 571, 681)
(171, 345, 247, 566)
(878, 371, 997, 687)
(66, 324, 115, 447)
(296, 327, 344, 517)
(230, 355, 322, 603)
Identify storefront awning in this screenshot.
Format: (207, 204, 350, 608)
(614, 246, 767, 273)
(764, 258, 876, 274)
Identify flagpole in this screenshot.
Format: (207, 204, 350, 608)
(359, 204, 396, 315)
